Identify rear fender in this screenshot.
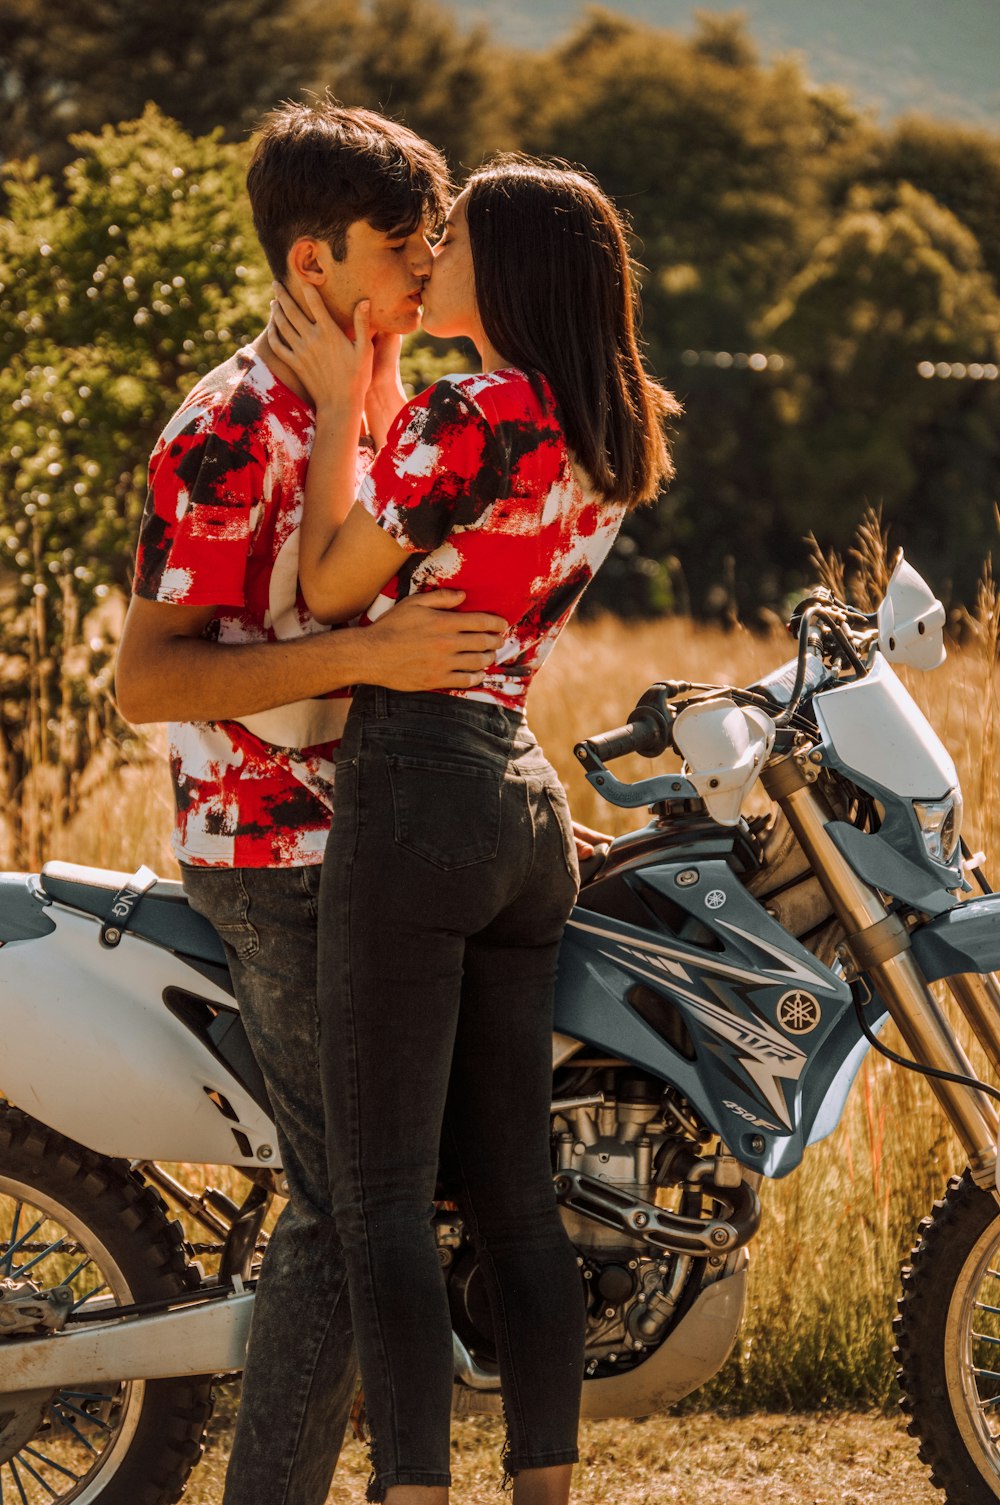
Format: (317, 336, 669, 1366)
(0, 903, 276, 1168)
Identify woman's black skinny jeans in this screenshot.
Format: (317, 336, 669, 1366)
(317, 686, 585, 1500)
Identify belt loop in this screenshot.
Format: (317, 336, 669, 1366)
(373, 685, 388, 719)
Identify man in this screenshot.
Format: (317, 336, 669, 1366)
(115, 101, 505, 1505)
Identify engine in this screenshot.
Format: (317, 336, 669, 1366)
(439, 1067, 747, 1378)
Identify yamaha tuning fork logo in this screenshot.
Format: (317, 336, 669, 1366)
(776, 990, 822, 1035)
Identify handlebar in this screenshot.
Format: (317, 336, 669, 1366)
(574, 685, 682, 772)
(585, 717, 657, 764)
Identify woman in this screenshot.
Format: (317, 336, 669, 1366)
(270, 155, 680, 1504)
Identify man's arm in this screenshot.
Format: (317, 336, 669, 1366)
(115, 590, 506, 725)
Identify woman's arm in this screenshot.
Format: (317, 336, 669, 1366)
(269, 283, 400, 619)
(365, 332, 408, 448)
(301, 503, 411, 624)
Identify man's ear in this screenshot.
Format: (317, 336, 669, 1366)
(286, 237, 329, 287)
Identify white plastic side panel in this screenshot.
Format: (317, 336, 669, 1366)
(0, 906, 277, 1167)
(814, 653, 957, 798)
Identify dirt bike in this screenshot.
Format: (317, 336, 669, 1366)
(3, 553, 1000, 1503)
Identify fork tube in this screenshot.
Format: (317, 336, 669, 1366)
(946, 973, 1000, 1085)
(764, 759, 998, 1178)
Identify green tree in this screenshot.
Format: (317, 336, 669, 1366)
(855, 116, 1000, 293)
(763, 183, 1000, 598)
(0, 0, 357, 172)
(334, 0, 520, 171)
(0, 107, 267, 621)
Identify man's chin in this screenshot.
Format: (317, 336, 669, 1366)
(378, 307, 422, 337)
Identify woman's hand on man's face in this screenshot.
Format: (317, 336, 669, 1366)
(267, 281, 374, 417)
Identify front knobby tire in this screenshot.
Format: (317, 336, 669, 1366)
(896, 1170, 1000, 1502)
(0, 1103, 214, 1504)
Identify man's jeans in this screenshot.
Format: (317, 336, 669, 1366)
(182, 862, 357, 1505)
(318, 687, 586, 1500)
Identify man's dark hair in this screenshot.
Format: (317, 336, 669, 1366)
(466, 155, 681, 509)
(247, 101, 451, 276)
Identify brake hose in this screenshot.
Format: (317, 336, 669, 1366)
(852, 980, 1000, 1109)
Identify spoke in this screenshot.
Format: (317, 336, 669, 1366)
(979, 1394, 1000, 1413)
(56, 1256, 92, 1289)
(1, 1202, 24, 1275)
(974, 1332, 1000, 1347)
(13, 1237, 66, 1280)
(49, 1407, 98, 1455)
(70, 1284, 107, 1314)
(975, 1301, 1000, 1318)
(1, 1216, 46, 1272)
(53, 1398, 113, 1435)
(69, 1282, 108, 1318)
(21, 1445, 82, 1483)
(13, 1451, 59, 1498)
(6, 1458, 31, 1505)
(972, 1366, 1000, 1382)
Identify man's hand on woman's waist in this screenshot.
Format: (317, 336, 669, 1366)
(357, 590, 506, 692)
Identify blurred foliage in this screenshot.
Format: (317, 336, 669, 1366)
(0, 0, 999, 635)
(0, 108, 265, 629)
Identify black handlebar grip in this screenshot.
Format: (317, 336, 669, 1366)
(587, 723, 641, 762)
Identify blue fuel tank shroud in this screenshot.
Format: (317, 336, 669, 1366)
(552, 857, 887, 1179)
(911, 891, 1000, 980)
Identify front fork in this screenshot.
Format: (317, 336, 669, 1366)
(764, 755, 1000, 1188)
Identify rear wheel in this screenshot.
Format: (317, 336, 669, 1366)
(0, 1103, 214, 1503)
(896, 1171, 1000, 1502)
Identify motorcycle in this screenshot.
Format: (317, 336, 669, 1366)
(4, 554, 1000, 1504)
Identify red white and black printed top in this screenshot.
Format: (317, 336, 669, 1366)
(133, 345, 372, 870)
(359, 369, 625, 710)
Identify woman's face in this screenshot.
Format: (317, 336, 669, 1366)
(421, 189, 480, 342)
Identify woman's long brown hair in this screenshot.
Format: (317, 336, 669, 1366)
(465, 155, 681, 509)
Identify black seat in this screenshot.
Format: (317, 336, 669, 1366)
(40, 862, 228, 967)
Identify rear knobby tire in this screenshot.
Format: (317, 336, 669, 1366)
(0, 1102, 214, 1504)
(896, 1170, 1000, 1503)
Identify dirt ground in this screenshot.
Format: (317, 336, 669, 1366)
(185, 1400, 943, 1504)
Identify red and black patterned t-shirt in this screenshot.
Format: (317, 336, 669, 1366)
(358, 368, 625, 710)
(133, 345, 371, 869)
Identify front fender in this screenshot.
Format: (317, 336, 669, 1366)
(911, 893, 1000, 980)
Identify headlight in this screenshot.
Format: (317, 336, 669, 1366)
(913, 787, 963, 865)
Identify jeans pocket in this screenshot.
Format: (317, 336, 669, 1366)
(543, 783, 580, 889)
(208, 872, 260, 963)
(386, 752, 502, 870)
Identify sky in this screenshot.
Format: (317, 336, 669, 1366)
(446, 0, 1000, 126)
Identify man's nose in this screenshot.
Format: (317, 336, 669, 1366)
(411, 234, 434, 277)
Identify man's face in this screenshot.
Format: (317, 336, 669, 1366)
(310, 220, 434, 336)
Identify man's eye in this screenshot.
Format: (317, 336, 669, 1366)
(388, 242, 408, 254)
